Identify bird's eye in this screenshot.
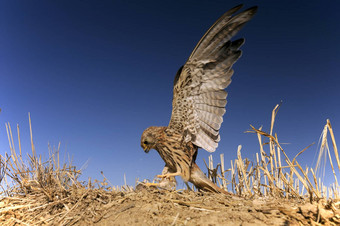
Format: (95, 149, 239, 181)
(143, 141, 148, 145)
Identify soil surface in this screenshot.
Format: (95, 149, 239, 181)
(76, 185, 325, 226)
(2, 184, 338, 225)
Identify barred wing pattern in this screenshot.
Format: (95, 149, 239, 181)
(168, 5, 257, 152)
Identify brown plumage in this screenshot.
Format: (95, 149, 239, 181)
(141, 127, 227, 193)
(141, 5, 257, 193)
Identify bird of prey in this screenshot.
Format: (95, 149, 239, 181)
(141, 5, 257, 193)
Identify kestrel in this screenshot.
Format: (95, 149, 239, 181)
(141, 5, 257, 193)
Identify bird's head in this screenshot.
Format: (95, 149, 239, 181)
(140, 126, 165, 153)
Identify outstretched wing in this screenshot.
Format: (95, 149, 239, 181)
(168, 5, 257, 152)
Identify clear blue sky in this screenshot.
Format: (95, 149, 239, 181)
(1, 0, 339, 188)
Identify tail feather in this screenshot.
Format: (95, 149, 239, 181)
(189, 163, 230, 195)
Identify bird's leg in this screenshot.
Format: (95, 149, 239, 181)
(144, 166, 177, 189)
(144, 182, 159, 187)
(157, 166, 179, 179)
(157, 172, 181, 178)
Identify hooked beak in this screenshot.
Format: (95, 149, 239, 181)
(142, 143, 150, 153)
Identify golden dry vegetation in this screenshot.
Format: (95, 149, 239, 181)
(0, 105, 340, 225)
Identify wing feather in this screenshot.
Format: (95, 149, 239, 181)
(196, 104, 226, 115)
(167, 6, 257, 152)
(195, 98, 227, 108)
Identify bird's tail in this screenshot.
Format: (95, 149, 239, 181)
(189, 163, 230, 195)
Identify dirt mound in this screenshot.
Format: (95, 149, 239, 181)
(1, 183, 339, 225)
(89, 187, 338, 225)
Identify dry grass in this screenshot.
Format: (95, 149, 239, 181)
(205, 104, 340, 199)
(0, 114, 133, 225)
(204, 103, 340, 224)
(0, 106, 340, 225)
